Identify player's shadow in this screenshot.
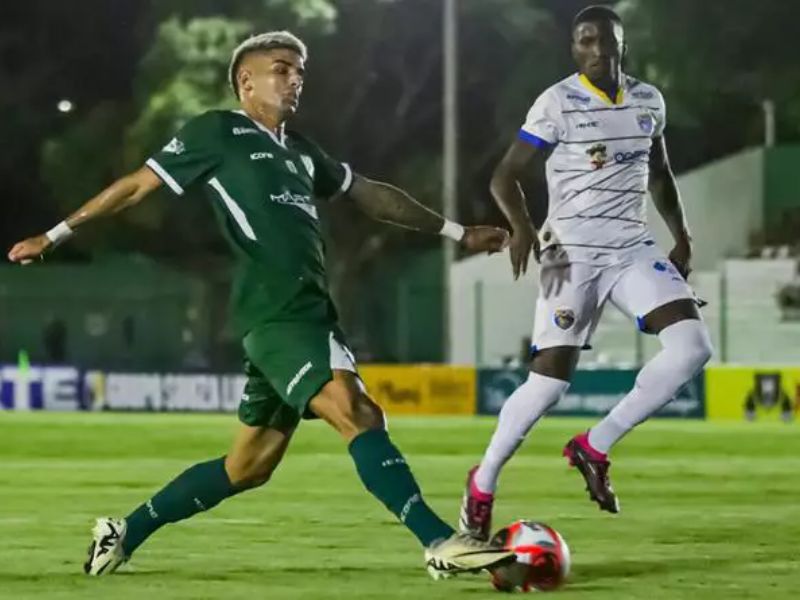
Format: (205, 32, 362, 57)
(109, 564, 382, 579)
(568, 555, 737, 588)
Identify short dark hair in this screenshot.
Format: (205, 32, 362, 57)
(572, 5, 623, 31)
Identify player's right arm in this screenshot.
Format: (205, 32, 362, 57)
(8, 112, 221, 264)
(490, 140, 544, 280)
(492, 88, 561, 280)
(7, 167, 162, 264)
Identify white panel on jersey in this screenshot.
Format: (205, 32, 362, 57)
(208, 177, 258, 241)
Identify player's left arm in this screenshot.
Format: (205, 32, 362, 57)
(649, 135, 693, 277)
(346, 174, 509, 254)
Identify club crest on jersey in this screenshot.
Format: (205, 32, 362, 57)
(586, 143, 608, 170)
(637, 113, 655, 134)
(162, 137, 185, 155)
(553, 309, 576, 330)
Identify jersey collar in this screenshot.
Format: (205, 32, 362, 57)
(234, 110, 287, 148)
(577, 73, 625, 106)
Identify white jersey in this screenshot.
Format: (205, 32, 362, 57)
(519, 73, 666, 255)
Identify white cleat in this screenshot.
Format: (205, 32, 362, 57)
(84, 517, 128, 576)
(425, 532, 515, 580)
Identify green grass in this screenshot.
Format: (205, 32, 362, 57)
(0, 413, 798, 599)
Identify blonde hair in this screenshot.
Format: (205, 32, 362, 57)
(229, 31, 307, 97)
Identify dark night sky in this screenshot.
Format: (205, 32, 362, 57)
(1, 1, 149, 249)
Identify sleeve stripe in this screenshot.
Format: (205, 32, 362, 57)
(518, 130, 555, 150)
(340, 163, 354, 193)
(145, 158, 184, 195)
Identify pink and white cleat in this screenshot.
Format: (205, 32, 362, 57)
(458, 466, 495, 541)
(563, 432, 620, 514)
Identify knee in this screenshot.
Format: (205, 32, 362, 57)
(664, 319, 713, 371)
(314, 382, 386, 440)
(692, 332, 714, 367)
(225, 457, 275, 490)
(340, 393, 386, 438)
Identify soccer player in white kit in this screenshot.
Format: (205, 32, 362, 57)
(460, 5, 713, 538)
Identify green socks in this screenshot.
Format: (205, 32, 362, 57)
(348, 429, 453, 547)
(122, 457, 239, 556)
(121, 432, 453, 556)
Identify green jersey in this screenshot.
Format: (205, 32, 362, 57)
(146, 110, 353, 336)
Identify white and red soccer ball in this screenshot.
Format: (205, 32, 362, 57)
(490, 520, 571, 592)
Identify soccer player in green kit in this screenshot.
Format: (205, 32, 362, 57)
(8, 31, 513, 579)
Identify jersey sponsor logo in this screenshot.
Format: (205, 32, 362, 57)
(287, 361, 313, 395)
(566, 93, 591, 104)
(576, 120, 600, 129)
(615, 149, 649, 163)
(637, 113, 655, 134)
(632, 90, 655, 99)
(553, 308, 576, 330)
(161, 137, 185, 155)
(285, 160, 298, 174)
(250, 152, 273, 160)
(586, 143, 608, 170)
(270, 190, 318, 219)
(232, 127, 259, 135)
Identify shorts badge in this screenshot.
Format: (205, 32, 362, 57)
(553, 309, 576, 330)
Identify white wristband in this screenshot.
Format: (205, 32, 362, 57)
(45, 221, 74, 246)
(439, 219, 465, 242)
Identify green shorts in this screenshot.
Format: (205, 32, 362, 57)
(237, 321, 358, 429)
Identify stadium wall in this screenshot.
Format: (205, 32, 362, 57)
(646, 147, 764, 271)
(4, 363, 792, 422)
(0, 258, 211, 370)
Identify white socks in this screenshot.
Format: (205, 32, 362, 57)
(588, 319, 713, 453)
(472, 319, 713, 494)
(474, 372, 569, 494)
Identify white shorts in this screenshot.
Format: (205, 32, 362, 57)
(531, 243, 696, 352)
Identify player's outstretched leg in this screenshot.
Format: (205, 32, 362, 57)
(460, 372, 568, 539)
(85, 424, 294, 575)
(566, 315, 712, 513)
(310, 370, 515, 579)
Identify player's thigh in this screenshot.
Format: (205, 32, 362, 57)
(530, 346, 581, 381)
(531, 250, 603, 364)
(609, 248, 698, 333)
(309, 370, 385, 441)
(237, 359, 301, 431)
(243, 322, 359, 421)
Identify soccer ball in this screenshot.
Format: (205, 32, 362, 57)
(489, 520, 571, 592)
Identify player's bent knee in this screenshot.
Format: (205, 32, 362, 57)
(311, 381, 386, 440)
(662, 318, 713, 372)
(353, 394, 386, 430)
(225, 459, 275, 489)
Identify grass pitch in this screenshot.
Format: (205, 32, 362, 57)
(0, 412, 798, 599)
